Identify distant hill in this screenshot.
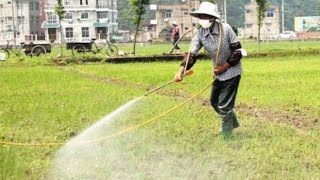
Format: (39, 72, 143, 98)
(118, 0, 319, 32)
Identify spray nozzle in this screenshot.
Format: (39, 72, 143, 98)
(184, 70, 193, 76)
(144, 70, 194, 97)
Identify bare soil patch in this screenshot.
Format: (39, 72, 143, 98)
(59, 67, 319, 131)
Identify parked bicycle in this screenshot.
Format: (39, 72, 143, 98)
(29, 43, 49, 57)
(0, 40, 25, 60)
(0, 40, 49, 61)
(70, 38, 118, 57)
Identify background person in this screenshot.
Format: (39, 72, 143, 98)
(171, 21, 181, 52)
(174, 2, 244, 137)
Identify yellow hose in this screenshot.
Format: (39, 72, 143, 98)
(0, 79, 213, 147)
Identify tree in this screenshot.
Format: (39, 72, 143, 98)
(118, 0, 135, 31)
(55, 0, 65, 57)
(129, 0, 150, 55)
(256, 0, 268, 52)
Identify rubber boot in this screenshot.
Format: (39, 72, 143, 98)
(232, 111, 240, 129)
(221, 115, 234, 139)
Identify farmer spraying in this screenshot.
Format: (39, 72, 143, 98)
(174, 2, 244, 137)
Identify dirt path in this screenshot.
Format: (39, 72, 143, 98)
(58, 67, 319, 131)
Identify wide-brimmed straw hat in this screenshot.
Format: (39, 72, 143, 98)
(189, 2, 220, 19)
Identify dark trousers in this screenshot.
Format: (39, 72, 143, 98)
(173, 38, 180, 50)
(210, 75, 241, 134)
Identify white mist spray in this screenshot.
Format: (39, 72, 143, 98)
(48, 97, 144, 179)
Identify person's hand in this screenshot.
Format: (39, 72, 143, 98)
(174, 66, 185, 82)
(174, 72, 183, 82)
(213, 63, 230, 75)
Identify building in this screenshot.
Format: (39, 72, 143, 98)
(42, 0, 118, 43)
(244, 1, 280, 39)
(0, 0, 43, 44)
(294, 16, 320, 32)
(294, 16, 320, 39)
(151, 0, 200, 41)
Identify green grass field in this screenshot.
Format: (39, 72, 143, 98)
(0, 41, 320, 179)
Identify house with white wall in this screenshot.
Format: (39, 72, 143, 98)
(151, 0, 200, 40)
(244, 1, 280, 39)
(42, 0, 118, 43)
(0, 0, 43, 44)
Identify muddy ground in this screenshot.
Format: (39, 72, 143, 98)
(60, 67, 320, 132)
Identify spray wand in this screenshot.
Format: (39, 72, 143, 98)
(143, 70, 193, 96)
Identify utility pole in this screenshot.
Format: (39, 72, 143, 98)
(188, 0, 194, 37)
(281, 0, 284, 33)
(180, 1, 183, 35)
(11, 0, 16, 48)
(0, 4, 3, 39)
(21, 0, 24, 42)
(224, 0, 227, 23)
(15, 0, 19, 40)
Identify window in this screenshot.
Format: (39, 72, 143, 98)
(98, 12, 108, 19)
(81, 12, 89, 19)
(64, 0, 71, 5)
(47, 12, 57, 23)
(29, 1, 33, 10)
(82, 27, 89, 37)
(97, 0, 108, 8)
(246, 9, 251, 13)
(246, 24, 252, 28)
(17, 16, 23, 24)
(65, 27, 73, 38)
(164, 10, 172, 18)
(266, 23, 271, 32)
(30, 16, 34, 24)
(266, 10, 274, 17)
(7, 1, 11, 5)
(65, 12, 73, 19)
(80, 0, 88, 5)
(6, 25, 12, 31)
(35, 2, 40, 11)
